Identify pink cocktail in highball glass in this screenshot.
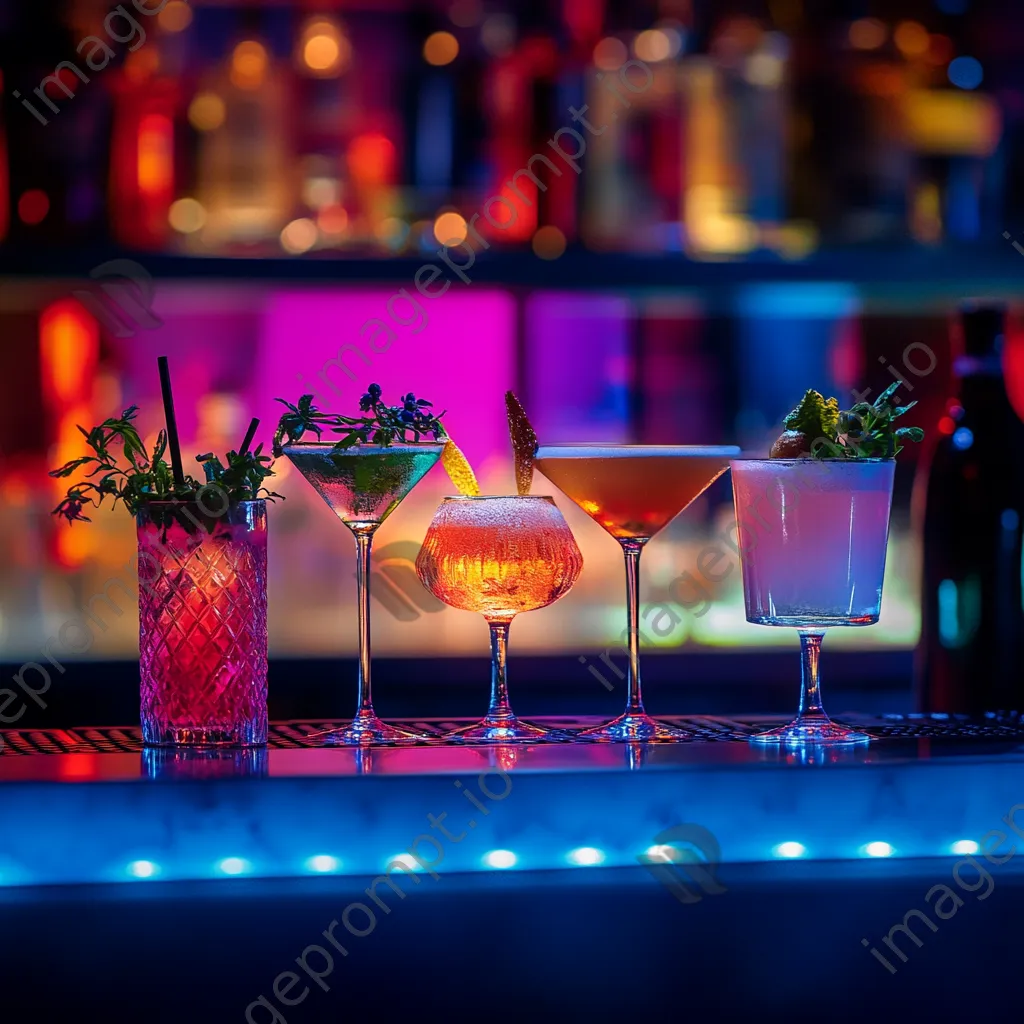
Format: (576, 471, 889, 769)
(137, 500, 268, 747)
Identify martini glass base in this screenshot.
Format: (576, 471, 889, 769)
(446, 717, 570, 744)
(750, 717, 872, 747)
(318, 715, 426, 746)
(578, 712, 693, 743)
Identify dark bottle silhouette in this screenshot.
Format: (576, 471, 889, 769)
(914, 302, 1024, 714)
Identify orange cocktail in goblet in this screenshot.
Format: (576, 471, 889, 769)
(417, 495, 583, 742)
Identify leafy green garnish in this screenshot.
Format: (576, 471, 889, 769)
(193, 444, 282, 499)
(273, 384, 447, 456)
(195, 445, 283, 502)
(780, 383, 925, 460)
(784, 390, 840, 442)
(50, 406, 281, 528)
(833, 382, 925, 459)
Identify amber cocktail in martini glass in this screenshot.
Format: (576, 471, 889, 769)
(534, 445, 740, 741)
(284, 441, 444, 744)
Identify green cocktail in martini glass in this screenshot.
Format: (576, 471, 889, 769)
(284, 442, 444, 744)
(276, 386, 455, 746)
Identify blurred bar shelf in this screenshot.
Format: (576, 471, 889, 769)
(3, 715, 1024, 891)
(3, 245, 1023, 295)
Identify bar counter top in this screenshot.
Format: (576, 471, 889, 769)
(3, 715, 1023, 891)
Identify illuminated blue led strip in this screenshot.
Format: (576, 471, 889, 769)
(0, 835, 1007, 890)
(1, 761, 1022, 888)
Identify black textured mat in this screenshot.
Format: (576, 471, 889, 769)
(1, 712, 1023, 755)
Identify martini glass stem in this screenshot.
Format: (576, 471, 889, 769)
(797, 629, 827, 721)
(353, 525, 377, 718)
(486, 619, 514, 722)
(621, 539, 647, 716)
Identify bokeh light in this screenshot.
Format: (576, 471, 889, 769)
(230, 41, 268, 90)
(280, 218, 318, 254)
(480, 14, 516, 57)
(948, 55, 983, 90)
(894, 21, 930, 58)
(745, 52, 784, 88)
(424, 31, 459, 66)
(347, 132, 396, 186)
(849, 18, 887, 51)
(433, 211, 468, 245)
(302, 177, 339, 209)
(593, 37, 628, 71)
(168, 197, 206, 234)
(317, 205, 349, 236)
(188, 92, 226, 131)
(305, 35, 340, 72)
(157, 1, 192, 33)
(18, 189, 49, 225)
(299, 19, 350, 76)
(634, 29, 672, 63)
(532, 225, 566, 260)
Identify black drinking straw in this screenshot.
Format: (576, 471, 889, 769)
(157, 356, 185, 488)
(239, 417, 260, 456)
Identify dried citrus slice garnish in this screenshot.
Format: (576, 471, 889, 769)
(442, 438, 480, 496)
(505, 390, 538, 496)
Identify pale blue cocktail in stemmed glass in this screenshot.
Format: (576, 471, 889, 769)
(729, 384, 923, 747)
(731, 458, 895, 746)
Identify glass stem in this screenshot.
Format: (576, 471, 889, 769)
(486, 619, 514, 723)
(797, 629, 827, 720)
(620, 539, 648, 716)
(352, 525, 377, 719)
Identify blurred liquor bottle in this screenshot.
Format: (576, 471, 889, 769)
(191, 33, 292, 251)
(914, 302, 1024, 714)
(109, 50, 179, 250)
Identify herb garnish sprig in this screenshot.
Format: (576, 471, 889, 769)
(835, 382, 926, 458)
(50, 406, 281, 526)
(771, 383, 925, 460)
(196, 445, 283, 501)
(273, 384, 448, 456)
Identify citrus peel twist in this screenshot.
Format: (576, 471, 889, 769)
(441, 438, 480, 496)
